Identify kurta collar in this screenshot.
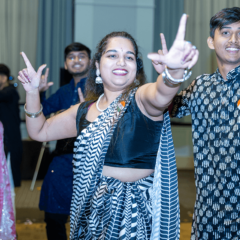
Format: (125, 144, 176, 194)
(215, 65, 240, 84)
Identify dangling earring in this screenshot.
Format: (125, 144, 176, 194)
(134, 79, 140, 86)
(95, 69, 103, 84)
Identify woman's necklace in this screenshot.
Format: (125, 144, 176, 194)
(96, 93, 105, 112)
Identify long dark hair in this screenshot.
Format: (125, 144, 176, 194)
(85, 31, 146, 102)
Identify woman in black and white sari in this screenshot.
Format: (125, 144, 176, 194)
(18, 14, 198, 240)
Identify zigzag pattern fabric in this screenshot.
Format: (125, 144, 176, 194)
(70, 90, 180, 239)
(150, 112, 180, 240)
(70, 90, 136, 239)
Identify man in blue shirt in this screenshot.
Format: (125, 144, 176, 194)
(38, 42, 91, 240)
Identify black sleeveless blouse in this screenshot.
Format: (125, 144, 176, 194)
(76, 96, 163, 169)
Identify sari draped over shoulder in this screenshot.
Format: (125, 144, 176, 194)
(0, 122, 16, 240)
(70, 89, 180, 240)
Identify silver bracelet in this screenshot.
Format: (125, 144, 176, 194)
(163, 66, 192, 84)
(24, 104, 43, 118)
(162, 75, 181, 88)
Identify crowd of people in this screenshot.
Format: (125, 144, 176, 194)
(1, 6, 240, 240)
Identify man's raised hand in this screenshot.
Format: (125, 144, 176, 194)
(78, 88, 85, 103)
(18, 52, 47, 92)
(39, 68, 54, 92)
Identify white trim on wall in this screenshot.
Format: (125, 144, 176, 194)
(75, 0, 154, 8)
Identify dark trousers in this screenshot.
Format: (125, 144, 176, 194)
(44, 212, 69, 240)
(4, 146, 22, 187)
(10, 149, 22, 187)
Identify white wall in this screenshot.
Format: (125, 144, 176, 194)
(74, 0, 155, 82)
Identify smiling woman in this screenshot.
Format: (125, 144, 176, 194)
(85, 31, 146, 104)
(17, 14, 199, 240)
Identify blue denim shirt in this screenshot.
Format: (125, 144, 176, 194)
(41, 78, 86, 116)
(39, 77, 87, 215)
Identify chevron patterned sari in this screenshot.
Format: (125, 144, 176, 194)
(70, 89, 180, 240)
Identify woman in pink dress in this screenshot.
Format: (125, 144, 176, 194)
(0, 121, 16, 239)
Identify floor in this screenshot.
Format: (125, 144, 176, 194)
(15, 170, 196, 240)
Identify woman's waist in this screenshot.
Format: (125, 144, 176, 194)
(104, 155, 156, 169)
(102, 165, 154, 182)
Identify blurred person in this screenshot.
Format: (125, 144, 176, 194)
(0, 121, 16, 239)
(0, 64, 22, 187)
(38, 42, 91, 240)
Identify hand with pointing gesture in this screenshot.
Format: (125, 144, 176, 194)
(78, 87, 85, 103)
(148, 14, 199, 70)
(39, 68, 54, 92)
(18, 52, 47, 92)
(151, 33, 168, 74)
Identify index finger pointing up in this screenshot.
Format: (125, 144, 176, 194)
(175, 14, 188, 41)
(21, 52, 34, 71)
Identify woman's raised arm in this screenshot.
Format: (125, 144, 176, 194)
(137, 14, 199, 118)
(18, 53, 78, 142)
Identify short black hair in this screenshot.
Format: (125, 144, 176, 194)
(0, 64, 10, 79)
(210, 7, 240, 38)
(64, 42, 91, 60)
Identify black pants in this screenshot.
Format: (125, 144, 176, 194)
(44, 212, 69, 240)
(10, 149, 22, 187)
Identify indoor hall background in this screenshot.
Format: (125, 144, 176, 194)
(0, 0, 240, 239)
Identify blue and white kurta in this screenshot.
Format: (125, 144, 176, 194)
(172, 65, 240, 240)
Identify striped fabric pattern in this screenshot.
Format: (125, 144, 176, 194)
(70, 90, 180, 240)
(70, 91, 136, 239)
(151, 112, 180, 240)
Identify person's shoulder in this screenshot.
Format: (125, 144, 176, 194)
(193, 73, 214, 86)
(196, 72, 217, 81)
(54, 82, 72, 96)
(59, 82, 72, 90)
(6, 84, 19, 93)
(195, 73, 211, 81)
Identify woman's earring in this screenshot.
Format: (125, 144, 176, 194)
(95, 69, 103, 84)
(134, 79, 140, 86)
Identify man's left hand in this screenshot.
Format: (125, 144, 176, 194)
(78, 88, 85, 103)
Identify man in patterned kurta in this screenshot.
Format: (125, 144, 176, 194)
(171, 7, 240, 240)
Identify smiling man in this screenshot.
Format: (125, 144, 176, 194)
(170, 7, 240, 240)
(39, 42, 91, 113)
(38, 42, 91, 240)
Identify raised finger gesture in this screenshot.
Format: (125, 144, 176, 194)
(39, 68, 54, 92)
(152, 33, 168, 74)
(78, 88, 85, 103)
(148, 14, 199, 70)
(18, 52, 47, 92)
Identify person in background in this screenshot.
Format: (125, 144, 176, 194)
(0, 121, 16, 239)
(0, 64, 22, 187)
(38, 42, 91, 240)
(171, 7, 240, 239)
